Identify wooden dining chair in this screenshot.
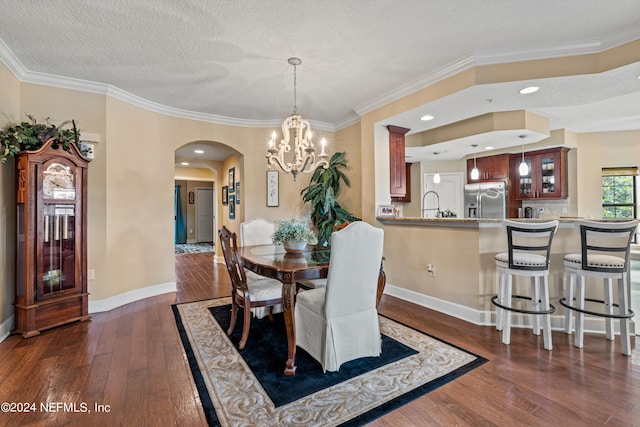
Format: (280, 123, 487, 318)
(218, 225, 283, 349)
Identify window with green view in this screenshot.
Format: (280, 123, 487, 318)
(602, 174, 635, 218)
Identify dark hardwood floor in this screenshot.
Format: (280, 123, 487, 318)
(1, 251, 639, 426)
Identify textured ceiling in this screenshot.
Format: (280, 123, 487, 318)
(1, 0, 640, 161)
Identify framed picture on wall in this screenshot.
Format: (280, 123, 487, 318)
(267, 170, 278, 207)
(235, 182, 240, 204)
(222, 186, 229, 205)
(229, 194, 235, 219)
(228, 167, 235, 193)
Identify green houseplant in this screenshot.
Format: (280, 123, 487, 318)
(272, 218, 317, 253)
(0, 115, 81, 163)
(301, 151, 360, 247)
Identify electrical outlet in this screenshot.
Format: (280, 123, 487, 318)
(88, 269, 95, 280)
(426, 264, 436, 277)
(539, 207, 545, 213)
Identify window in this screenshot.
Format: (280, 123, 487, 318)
(602, 167, 638, 242)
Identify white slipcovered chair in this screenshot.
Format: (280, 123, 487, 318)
(294, 221, 384, 372)
(240, 218, 276, 247)
(239, 218, 282, 318)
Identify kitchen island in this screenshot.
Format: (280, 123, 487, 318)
(375, 216, 633, 334)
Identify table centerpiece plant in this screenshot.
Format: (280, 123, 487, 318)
(272, 218, 317, 253)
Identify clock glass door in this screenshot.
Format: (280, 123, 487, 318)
(41, 204, 77, 296)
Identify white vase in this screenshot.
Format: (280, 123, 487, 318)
(283, 240, 307, 253)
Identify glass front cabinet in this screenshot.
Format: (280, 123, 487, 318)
(513, 147, 569, 200)
(14, 139, 90, 337)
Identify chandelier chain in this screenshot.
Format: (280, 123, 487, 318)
(293, 62, 298, 115)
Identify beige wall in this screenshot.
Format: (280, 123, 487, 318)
(0, 61, 20, 328)
(576, 130, 640, 218)
(361, 40, 640, 314)
(0, 60, 363, 327)
(1, 38, 639, 331)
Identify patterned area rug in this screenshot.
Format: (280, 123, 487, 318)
(172, 297, 487, 427)
(175, 242, 214, 254)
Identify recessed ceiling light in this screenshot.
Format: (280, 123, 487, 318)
(420, 115, 434, 121)
(194, 149, 204, 154)
(484, 146, 494, 150)
(181, 162, 189, 166)
(519, 86, 539, 94)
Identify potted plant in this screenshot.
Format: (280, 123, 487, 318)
(301, 151, 360, 247)
(272, 218, 317, 253)
(0, 115, 85, 163)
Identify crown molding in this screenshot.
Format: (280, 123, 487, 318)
(0, 39, 25, 77)
(474, 39, 603, 66)
(3, 29, 639, 132)
(353, 55, 475, 117)
(0, 38, 337, 131)
(334, 112, 361, 132)
(353, 30, 640, 118)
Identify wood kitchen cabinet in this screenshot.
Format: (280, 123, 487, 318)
(512, 147, 568, 200)
(391, 162, 412, 203)
(467, 153, 510, 182)
(387, 125, 410, 200)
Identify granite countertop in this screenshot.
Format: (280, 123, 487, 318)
(376, 216, 624, 225)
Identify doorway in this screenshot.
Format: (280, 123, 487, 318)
(423, 172, 464, 218)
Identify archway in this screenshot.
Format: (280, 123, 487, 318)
(174, 140, 239, 257)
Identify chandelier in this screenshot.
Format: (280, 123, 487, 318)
(266, 57, 328, 181)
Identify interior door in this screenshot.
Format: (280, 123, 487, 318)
(196, 187, 214, 243)
(423, 172, 464, 218)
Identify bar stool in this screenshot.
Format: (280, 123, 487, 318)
(492, 220, 559, 350)
(559, 220, 638, 355)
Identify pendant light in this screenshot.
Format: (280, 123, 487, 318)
(433, 152, 441, 184)
(470, 144, 480, 180)
(518, 135, 529, 176)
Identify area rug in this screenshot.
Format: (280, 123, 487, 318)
(175, 242, 214, 254)
(172, 297, 487, 427)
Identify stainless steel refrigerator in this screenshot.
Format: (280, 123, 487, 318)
(464, 181, 507, 219)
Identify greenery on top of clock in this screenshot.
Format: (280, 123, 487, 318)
(0, 115, 80, 163)
(271, 218, 318, 245)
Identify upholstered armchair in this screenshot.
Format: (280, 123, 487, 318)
(294, 221, 384, 372)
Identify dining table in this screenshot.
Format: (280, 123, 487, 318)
(239, 244, 386, 376)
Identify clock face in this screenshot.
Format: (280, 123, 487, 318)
(43, 163, 75, 199)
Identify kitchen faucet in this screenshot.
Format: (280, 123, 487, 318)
(422, 191, 441, 218)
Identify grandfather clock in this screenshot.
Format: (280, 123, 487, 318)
(14, 138, 90, 337)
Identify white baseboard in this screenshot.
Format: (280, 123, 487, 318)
(384, 283, 493, 325)
(383, 283, 635, 335)
(89, 282, 177, 314)
(0, 314, 14, 343)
